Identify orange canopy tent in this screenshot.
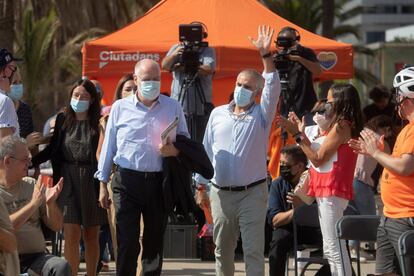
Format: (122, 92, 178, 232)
(82, 0, 353, 105)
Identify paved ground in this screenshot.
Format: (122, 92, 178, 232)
(79, 258, 376, 275)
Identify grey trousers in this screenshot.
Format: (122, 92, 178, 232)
(20, 253, 71, 276)
(210, 182, 268, 276)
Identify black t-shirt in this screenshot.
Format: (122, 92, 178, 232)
(281, 44, 318, 118)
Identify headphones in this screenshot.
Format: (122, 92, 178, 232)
(190, 21, 208, 39)
(279, 26, 300, 42)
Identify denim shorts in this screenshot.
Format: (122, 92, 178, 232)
(375, 215, 414, 274)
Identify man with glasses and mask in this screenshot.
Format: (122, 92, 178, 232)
(350, 66, 414, 276)
(96, 59, 189, 276)
(0, 48, 20, 138)
(267, 145, 322, 276)
(0, 135, 70, 276)
(194, 26, 280, 276)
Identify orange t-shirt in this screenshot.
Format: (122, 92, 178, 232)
(381, 122, 414, 218)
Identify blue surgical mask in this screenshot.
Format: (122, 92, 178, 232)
(9, 84, 23, 100)
(140, 81, 160, 101)
(70, 98, 90, 113)
(234, 86, 253, 107)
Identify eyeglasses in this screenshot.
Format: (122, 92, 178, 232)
(315, 108, 327, 115)
(10, 156, 32, 164)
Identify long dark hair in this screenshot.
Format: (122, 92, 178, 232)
(63, 79, 100, 136)
(113, 74, 134, 102)
(330, 83, 363, 137)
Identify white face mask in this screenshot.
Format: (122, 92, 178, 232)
(139, 81, 160, 101)
(313, 112, 332, 131)
(233, 86, 253, 107)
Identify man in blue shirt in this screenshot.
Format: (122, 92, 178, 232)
(95, 59, 189, 276)
(195, 25, 280, 276)
(267, 145, 322, 276)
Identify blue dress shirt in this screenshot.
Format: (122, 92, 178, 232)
(195, 71, 281, 187)
(95, 94, 189, 183)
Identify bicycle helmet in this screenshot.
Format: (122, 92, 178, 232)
(393, 66, 414, 101)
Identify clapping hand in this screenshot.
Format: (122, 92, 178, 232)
(45, 177, 63, 204)
(31, 176, 46, 208)
(275, 116, 298, 134)
(275, 111, 305, 135)
(348, 128, 384, 156)
(249, 25, 274, 55)
(288, 112, 305, 133)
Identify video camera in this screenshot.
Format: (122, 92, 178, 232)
(178, 24, 209, 73)
(273, 35, 299, 74)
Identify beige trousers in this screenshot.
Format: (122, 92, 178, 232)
(210, 182, 268, 276)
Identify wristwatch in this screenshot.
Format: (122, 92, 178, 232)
(295, 133, 305, 144)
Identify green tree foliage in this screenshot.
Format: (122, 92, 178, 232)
(263, 0, 379, 92)
(15, 8, 59, 110)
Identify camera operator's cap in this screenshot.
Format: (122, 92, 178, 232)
(0, 48, 22, 68)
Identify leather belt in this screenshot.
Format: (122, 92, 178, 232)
(212, 178, 266, 192)
(115, 164, 162, 178)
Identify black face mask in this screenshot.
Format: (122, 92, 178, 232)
(280, 165, 296, 182)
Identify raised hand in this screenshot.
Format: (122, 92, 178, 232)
(45, 177, 63, 204)
(249, 25, 274, 55)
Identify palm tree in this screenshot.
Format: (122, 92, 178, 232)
(15, 8, 59, 110)
(265, 0, 322, 32)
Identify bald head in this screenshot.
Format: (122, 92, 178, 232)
(134, 59, 161, 79)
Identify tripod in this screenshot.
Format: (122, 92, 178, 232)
(279, 71, 296, 146)
(177, 70, 207, 142)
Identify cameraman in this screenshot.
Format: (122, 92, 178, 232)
(276, 27, 322, 118)
(161, 22, 216, 141)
